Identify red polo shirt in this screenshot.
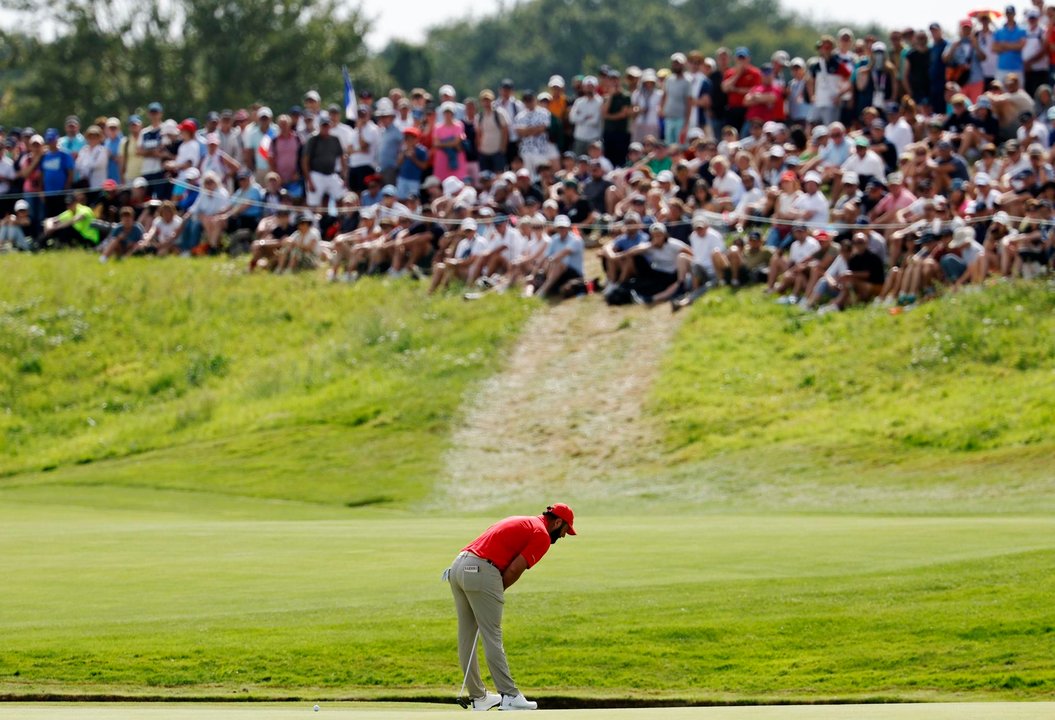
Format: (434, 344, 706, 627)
(463, 515, 551, 572)
(724, 64, 763, 109)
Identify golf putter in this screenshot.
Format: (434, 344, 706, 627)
(455, 628, 481, 708)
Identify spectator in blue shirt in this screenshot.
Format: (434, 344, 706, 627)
(396, 127, 429, 201)
(40, 128, 74, 218)
(993, 6, 1027, 83)
(927, 23, 949, 112)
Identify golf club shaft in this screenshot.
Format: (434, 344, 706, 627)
(457, 628, 481, 700)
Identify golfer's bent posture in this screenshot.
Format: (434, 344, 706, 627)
(448, 504, 576, 711)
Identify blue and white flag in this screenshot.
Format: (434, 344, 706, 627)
(343, 65, 356, 121)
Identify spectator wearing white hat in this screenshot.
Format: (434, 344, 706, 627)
(429, 217, 487, 294)
(661, 53, 694, 145)
(438, 85, 466, 122)
(569, 76, 604, 155)
(529, 215, 584, 298)
(242, 107, 275, 186)
(514, 91, 553, 179)
(0, 199, 32, 251)
(786, 57, 811, 124)
(631, 69, 662, 143)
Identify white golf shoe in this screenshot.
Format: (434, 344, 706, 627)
(499, 692, 537, 710)
(471, 692, 501, 711)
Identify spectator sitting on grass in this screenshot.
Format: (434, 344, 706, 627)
(726, 230, 773, 286)
(621, 222, 689, 306)
(132, 200, 182, 256)
(766, 223, 819, 301)
(529, 214, 584, 298)
(941, 226, 988, 289)
(99, 206, 144, 262)
(248, 207, 296, 272)
(802, 237, 853, 310)
(0, 200, 32, 251)
(182, 171, 230, 255)
(429, 218, 488, 294)
(505, 214, 550, 289)
(823, 231, 886, 312)
(599, 213, 648, 287)
(41, 193, 100, 249)
(275, 212, 320, 274)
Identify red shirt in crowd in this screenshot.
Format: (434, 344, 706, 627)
(463, 515, 551, 572)
(723, 64, 763, 109)
(745, 81, 786, 122)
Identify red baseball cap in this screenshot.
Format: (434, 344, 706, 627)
(102, 179, 118, 191)
(547, 503, 577, 535)
(402, 126, 421, 138)
(179, 119, 198, 133)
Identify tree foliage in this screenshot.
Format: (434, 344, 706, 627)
(0, 0, 387, 128)
(384, 0, 879, 95)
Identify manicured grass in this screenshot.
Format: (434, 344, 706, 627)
(0, 253, 532, 507)
(1, 507, 1053, 701)
(649, 282, 1055, 515)
(3, 256, 1054, 702)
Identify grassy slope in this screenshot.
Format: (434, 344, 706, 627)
(0, 254, 531, 508)
(649, 281, 1055, 515)
(2, 256, 1054, 700)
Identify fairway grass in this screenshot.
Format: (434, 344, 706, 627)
(2, 507, 1053, 701)
(3, 256, 1055, 703)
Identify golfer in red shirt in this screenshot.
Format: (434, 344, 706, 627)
(448, 504, 576, 711)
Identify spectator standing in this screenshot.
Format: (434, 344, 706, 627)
(514, 92, 553, 179)
(103, 118, 123, 183)
(40, 129, 74, 219)
(976, 13, 999, 88)
(708, 48, 731, 137)
(744, 64, 785, 125)
(1022, 8, 1051, 95)
(809, 35, 850, 125)
(118, 115, 144, 186)
(722, 47, 762, 131)
(477, 91, 509, 174)
(348, 104, 380, 192)
(376, 98, 403, 185)
(75, 125, 109, 190)
(242, 107, 276, 186)
(395, 127, 429, 201)
(944, 20, 986, 103)
(301, 116, 347, 209)
(602, 71, 632, 167)
(928, 23, 949, 111)
(631, 70, 662, 143)
(432, 102, 467, 182)
(58, 116, 85, 169)
(268, 115, 302, 198)
(137, 102, 167, 198)
(661, 53, 693, 145)
(496, 79, 524, 165)
(993, 6, 1027, 84)
(569, 76, 603, 155)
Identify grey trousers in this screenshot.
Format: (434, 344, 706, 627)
(449, 551, 518, 697)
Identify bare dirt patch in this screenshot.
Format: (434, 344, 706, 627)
(433, 296, 683, 509)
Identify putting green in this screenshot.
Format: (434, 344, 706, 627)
(0, 702, 1052, 719)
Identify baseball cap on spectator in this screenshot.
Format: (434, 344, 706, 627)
(992, 210, 1011, 226)
(402, 126, 420, 138)
(641, 69, 658, 83)
(234, 109, 249, 122)
(803, 171, 822, 184)
(500, 78, 515, 89)
(304, 90, 321, 102)
(106, 117, 120, 129)
(854, 136, 869, 147)
(147, 102, 163, 113)
(318, 114, 332, 125)
(29, 134, 43, 145)
(734, 46, 750, 58)
(132, 176, 149, 189)
(479, 89, 495, 101)
(974, 96, 993, 110)
(685, 127, 705, 142)
(440, 101, 457, 115)
(772, 50, 790, 64)
(161, 119, 179, 135)
(691, 213, 709, 228)
(422, 176, 440, 189)
(975, 172, 991, 186)
(649, 222, 667, 235)
(179, 119, 198, 133)
(656, 170, 675, 183)
(205, 110, 220, 122)
(542, 198, 559, 210)
(780, 170, 797, 183)
(871, 118, 887, 130)
(14, 199, 30, 212)
(887, 172, 904, 185)
(582, 75, 599, 87)
(838, 27, 853, 38)
(327, 103, 341, 114)
(842, 171, 859, 185)
(44, 128, 59, 143)
(760, 63, 773, 74)
(257, 107, 273, 119)
(127, 114, 142, 126)
(811, 125, 829, 140)
(522, 89, 536, 101)
(562, 178, 581, 191)
(438, 84, 456, 98)
(790, 57, 805, 68)
(380, 184, 398, 197)
(375, 98, 395, 116)
(671, 52, 688, 64)
(554, 215, 572, 228)
(101, 179, 118, 191)
(871, 41, 887, 53)
(186, 168, 202, 181)
(1025, 7, 1040, 18)
(548, 75, 565, 88)
(538, 91, 552, 102)
(1028, 143, 1044, 156)
(205, 131, 220, 143)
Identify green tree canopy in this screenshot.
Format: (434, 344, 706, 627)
(383, 0, 878, 96)
(0, 0, 386, 129)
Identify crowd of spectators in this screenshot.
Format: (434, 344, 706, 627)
(2, 6, 1055, 311)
